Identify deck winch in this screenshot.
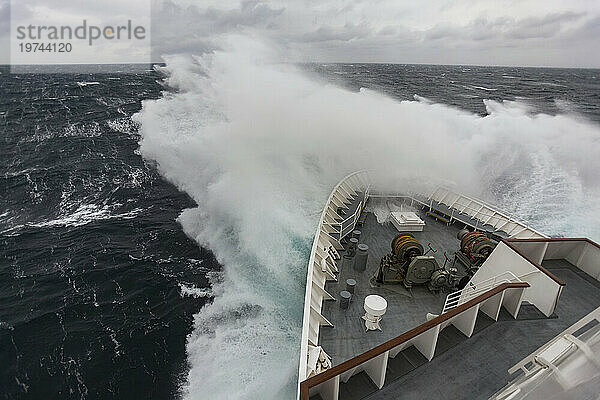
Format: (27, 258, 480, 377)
(455, 229, 497, 275)
(376, 233, 459, 291)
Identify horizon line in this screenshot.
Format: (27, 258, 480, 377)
(298, 60, 600, 70)
(1, 61, 599, 70)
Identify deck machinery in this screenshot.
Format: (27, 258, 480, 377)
(297, 173, 600, 400)
(454, 229, 497, 276)
(375, 233, 459, 292)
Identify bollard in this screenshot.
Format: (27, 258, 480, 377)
(339, 291, 351, 309)
(346, 279, 356, 295)
(353, 243, 369, 272)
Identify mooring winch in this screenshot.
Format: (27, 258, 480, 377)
(455, 229, 497, 275)
(375, 233, 459, 291)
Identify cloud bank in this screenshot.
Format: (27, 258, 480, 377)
(2, 0, 599, 68)
(147, 0, 600, 67)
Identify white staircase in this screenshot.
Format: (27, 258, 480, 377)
(443, 271, 522, 314)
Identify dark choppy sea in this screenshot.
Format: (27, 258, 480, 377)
(1, 63, 599, 399)
(0, 65, 218, 399)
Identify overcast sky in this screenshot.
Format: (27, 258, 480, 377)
(2, 0, 600, 67)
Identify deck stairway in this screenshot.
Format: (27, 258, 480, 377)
(442, 271, 523, 314)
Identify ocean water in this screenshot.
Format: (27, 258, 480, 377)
(2, 47, 600, 399)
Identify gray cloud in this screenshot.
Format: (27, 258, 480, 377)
(2, 0, 600, 67)
(299, 22, 371, 43)
(200, 1, 284, 33)
(506, 11, 585, 39)
(424, 12, 586, 43)
(0, 1, 9, 35)
(151, 0, 284, 58)
(425, 24, 460, 41)
(377, 26, 398, 36)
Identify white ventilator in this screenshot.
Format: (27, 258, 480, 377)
(362, 295, 388, 331)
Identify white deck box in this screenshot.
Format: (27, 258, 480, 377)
(390, 211, 425, 232)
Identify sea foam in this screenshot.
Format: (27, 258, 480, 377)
(134, 36, 600, 400)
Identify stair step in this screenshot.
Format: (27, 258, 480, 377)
(339, 371, 378, 400)
(399, 345, 428, 367)
(386, 346, 427, 382)
(516, 303, 551, 320)
(472, 310, 495, 334)
(434, 325, 467, 357)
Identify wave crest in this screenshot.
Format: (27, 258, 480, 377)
(134, 36, 600, 399)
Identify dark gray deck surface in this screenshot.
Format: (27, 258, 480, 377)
(312, 258, 600, 400)
(319, 200, 469, 365)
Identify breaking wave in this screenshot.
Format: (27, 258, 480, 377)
(0, 204, 144, 236)
(178, 283, 213, 299)
(19, 122, 103, 143)
(76, 81, 101, 87)
(134, 36, 600, 400)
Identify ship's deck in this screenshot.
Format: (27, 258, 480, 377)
(319, 199, 469, 364)
(313, 197, 600, 400)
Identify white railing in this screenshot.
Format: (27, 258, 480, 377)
(298, 171, 371, 393)
(490, 306, 600, 400)
(429, 187, 546, 239)
(507, 305, 600, 377)
(369, 187, 545, 239)
(443, 271, 521, 314)
(321, 188, 369, 241)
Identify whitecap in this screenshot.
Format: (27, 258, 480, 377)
(179, 283, 213, 299)
(470, 85, 498, 91)
(77, 81, 100, 87)
(1, 205, 145, 235)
